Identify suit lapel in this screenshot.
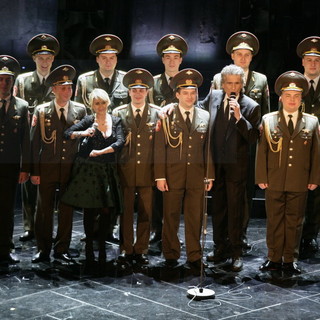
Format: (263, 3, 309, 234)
(292, 112, 305, 139)
(245, 70, 254, 94)
(5, 97, 17, 123)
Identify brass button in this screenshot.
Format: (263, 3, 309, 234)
(288, 164, 292, 167)
(137, 160, 141, 164)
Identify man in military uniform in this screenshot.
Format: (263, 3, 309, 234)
(30, 65, 86, 263)
(75, 34, 129, 113)
(154, 69, 213, 271)
(113, 68, 160, 265)
(296, 37, 320, 256)
(257, 71, 320, 274)
(202, 64, 260, 271)
(14, 33, 60, 242)
(148, 34, 188, 245)
(212, 31, 270, 251)
(0, 55, 30, 264)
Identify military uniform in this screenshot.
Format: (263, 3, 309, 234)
(154, 69, 214, 265)
(31, 65, 86, 260)
(296, 36, 320, 252)
(0, 55, 30, 262)
(14, 33, 60, 241)
(113, 68, 160, 258)
(256, 71, 320, 270)
(75, 69, 128, 111)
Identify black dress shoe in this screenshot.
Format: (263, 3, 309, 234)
(19, 231, 34, 242)
(164, 259, 179, 268)
(186, 259, 208, 270)
(135, 253, 149, 265)
(206, 250, 228, 263)
(259, 260, 281, 271)
(0, 253, 20, 264)
(53, 252, 74, 263)
(282, 262, 301, 274)
(149, 231, 162, 244)
(106, 234, 119, 244)
(231, 257, 243, 272)
(32, 251, 50, 263)
(117, 252, 134, 263)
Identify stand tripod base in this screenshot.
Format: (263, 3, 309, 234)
(187, 287, 215, 300)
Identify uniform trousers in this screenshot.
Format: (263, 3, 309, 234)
(21, 180, 37, 232)
(162, 188, 204, 262)
(35, 180, 73, 255)
(302, 188, 320, 240)
(0, 165, 19, 257)
(120, 186, 153, 254)
(265, 189, 307, 263)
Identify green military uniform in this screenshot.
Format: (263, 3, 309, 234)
(75, 69, 128, 111)
(31, 65, 86, 259)
(154, 69, 214, 264)
(14, 33, 60, 240)
(0, 55, 30, 262)
(113, 68, 160, 258)
(256, 71, 320, 267)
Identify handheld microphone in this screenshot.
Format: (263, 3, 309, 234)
(229, 92, 236, 116)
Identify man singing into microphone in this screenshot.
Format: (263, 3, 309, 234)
(200, 64, 260, 271)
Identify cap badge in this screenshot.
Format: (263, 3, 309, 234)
(136, 70, 143, 74)
(241, 33, 247, 38)
(289, 82, 297, 87)
(40, 35, 47, 39)
(135, 79, 142, 84)
(105, 37, 112, 41)
(2, 57, 8, 61)
(104, 45, 111, 50)
(62, 67, 69, 71)
(186, 70, 193, 75)
(289, 72, 295, 77)
(41, 45, 48, 50)
(1, 67, 9, 71)
(62, 76, 69, 81)
(186, 79, 193, 85)
(169, 35, 175, 40)
(311, 38, 318, 43)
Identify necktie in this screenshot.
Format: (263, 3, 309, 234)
(135, 109, 141, 127)
(60, 108, 66, 127)
(185, 111, 191, 131)
(0, 99, 6, 118)
(309, 80, 315, 100)
(224, 101, 230, 121)
(41, 78, 46, 95)
(104, 78, 110, 93)
(288, 114, 294, 135)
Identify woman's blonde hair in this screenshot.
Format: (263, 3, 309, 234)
(88, 88, 111, 111)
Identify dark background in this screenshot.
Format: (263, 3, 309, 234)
(1, 0, 320, 109)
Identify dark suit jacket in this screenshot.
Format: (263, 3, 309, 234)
(75, 69, 129, 111)
(0, 96, 30, 176)
(31, 100, 86, 181)
(256, 111, 320, 192)
(113, 102, 160, 187)
(154, 105, 214, 189)
(200, 90, 260, 166)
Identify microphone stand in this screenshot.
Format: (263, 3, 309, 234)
(187, 96, 215, 300)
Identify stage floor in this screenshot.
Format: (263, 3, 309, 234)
(0, 210, 320, 320)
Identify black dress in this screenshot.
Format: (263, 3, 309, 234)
(61, 115, 124, 210)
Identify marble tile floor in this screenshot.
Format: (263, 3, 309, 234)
(0, 210, 320, 320)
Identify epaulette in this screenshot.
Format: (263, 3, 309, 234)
(149, 103, 161, 110)
(114, 104, 129, 112)
(72, 101, 86, 109)
(262, 111, 278, 120)
(17, 71, 33, 79)
(78, 70, 95, 78)
(153, 74, 162, 80)
(117, 70, 126, 76)
(302, 112, 318, 120)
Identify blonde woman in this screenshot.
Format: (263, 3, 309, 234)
(62, 88, 124, 268)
